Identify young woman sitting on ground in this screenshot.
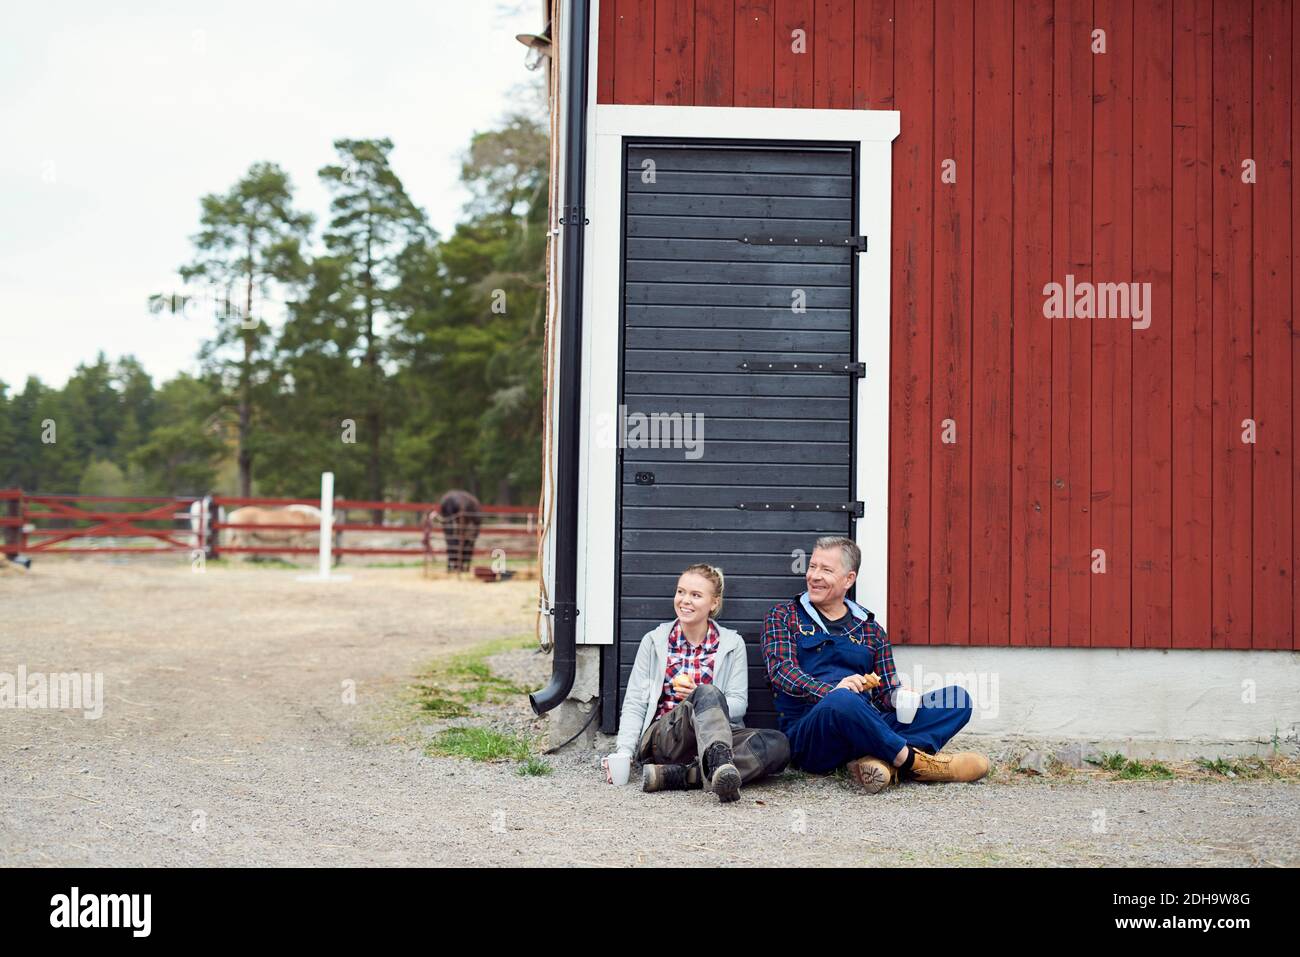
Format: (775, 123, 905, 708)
(609, 563, 790, 803)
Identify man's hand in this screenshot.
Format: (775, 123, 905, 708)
(836, 673, 882, 693)
(671, 673, 697, 699)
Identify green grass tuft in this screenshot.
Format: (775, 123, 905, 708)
(1087, 751, 1174, 779)
(1195, 756, 1279, 780)
(517, 756, 553, 776)
(425, 727, 531, 762)
(1115, 759, 1174, 780)
(409, 636, 536, 719)
(1088, 751, 1129, 772)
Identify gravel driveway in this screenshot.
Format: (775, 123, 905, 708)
(2, 560, 1297, 867)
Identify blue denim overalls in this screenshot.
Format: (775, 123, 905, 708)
(773, 594, 883, 732)
(778, 595, 974, 774)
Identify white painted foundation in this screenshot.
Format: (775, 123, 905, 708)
(894, 645, 1300, 758)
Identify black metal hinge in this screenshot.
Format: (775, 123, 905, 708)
(738, 360, 865, 376)
(737, 501, 865, 518)
(738, 235, 867, 251)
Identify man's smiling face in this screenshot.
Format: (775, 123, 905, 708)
(806, 546, 856, 609)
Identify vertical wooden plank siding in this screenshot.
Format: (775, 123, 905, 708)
(1052, 0, 1093, 647)
(735, 0, 776, 107)
(1211, 0, 1253, 649)
(853, 0, 895, 110)
(930, 0, 973, 646)
(613, 0, 656, 104)
(594, 0, 1296, 650)
(695, 0, 736, 105)
(1171, 0, 1215, 648)
(597, 0, 618, 103)
(814, 0, 856, 108)
(971, 0, 1014, 647)
(888, 0, 936, 643)
(655, 0, 695, 105)
(774, 0, 816, 107)
(1251, 0, 1293, 649)
(1132, 0, 1175, 648)
(1011, 0, 1055, 648)
(1294, 0, 1300, 652)
(1091, 0, 1133, 648)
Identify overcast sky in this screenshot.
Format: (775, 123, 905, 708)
(0, 0, 547, 390)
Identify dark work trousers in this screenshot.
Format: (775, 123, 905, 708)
(637, 683, 790, 784)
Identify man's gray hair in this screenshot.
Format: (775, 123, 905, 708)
(814, 536, 861, 574)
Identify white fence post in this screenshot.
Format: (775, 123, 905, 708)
(298, 471, 350, 583)
(318, 471, 334, 578)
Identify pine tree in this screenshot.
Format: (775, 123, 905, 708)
(167, 162, 313, 496)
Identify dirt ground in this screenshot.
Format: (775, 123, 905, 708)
(1, 559, 1298, 867)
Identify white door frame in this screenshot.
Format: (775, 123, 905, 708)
(575, 104, 900, 644)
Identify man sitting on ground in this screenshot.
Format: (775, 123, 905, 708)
(760, 536, 989, 793)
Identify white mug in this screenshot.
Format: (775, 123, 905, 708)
(894, 688, 922, 724)
(603, 752, 631, 785)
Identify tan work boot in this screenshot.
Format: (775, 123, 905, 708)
(846, 755, 898, 794)
(906, 749, 989, 783)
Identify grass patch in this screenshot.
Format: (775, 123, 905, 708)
(518, 756, 553, 777)
(408, 636, 550, 774)
(1195, 757, 1284, 780)
(409, 635, 536, 718)
(1116, 760, 1174, 780)
(425, 727, 531, 762)
(1088, 751, 1175, 780)
(414, 695, 472, 718)
(1089, 751, 1128, 772)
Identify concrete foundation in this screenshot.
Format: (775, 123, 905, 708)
(545, 645, 603, 752)
(893, 645, 1300, 759)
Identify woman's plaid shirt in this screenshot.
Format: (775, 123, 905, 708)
(654, 619, 720, 719)
(760, 599, 899, 713)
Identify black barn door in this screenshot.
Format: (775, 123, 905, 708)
(616, 141, 859, 730)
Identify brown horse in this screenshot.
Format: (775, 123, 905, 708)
(423, 490, 482, 573)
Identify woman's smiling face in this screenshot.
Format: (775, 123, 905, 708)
(674, 571, 719, 625)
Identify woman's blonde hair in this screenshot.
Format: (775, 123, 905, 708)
(680, 563, 725, 615)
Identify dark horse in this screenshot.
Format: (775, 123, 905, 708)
(424, 490, 482, 573)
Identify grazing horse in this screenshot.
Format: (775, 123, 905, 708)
(423, 490, 482, 573)
(224, 505, 321, 553)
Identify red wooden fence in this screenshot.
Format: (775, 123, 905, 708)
(0, 490, 538, 564)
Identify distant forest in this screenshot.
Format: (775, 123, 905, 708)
(0, 85, 549, 506)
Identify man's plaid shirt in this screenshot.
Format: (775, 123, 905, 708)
(761, 598, 899, 713)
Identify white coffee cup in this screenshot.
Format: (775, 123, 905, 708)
(603, 752, 631, 785)
(894, 688, 922, 724)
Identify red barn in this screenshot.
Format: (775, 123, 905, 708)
(532, 0, 1300, 753)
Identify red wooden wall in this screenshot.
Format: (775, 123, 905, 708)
(595, 0, 1298, 651)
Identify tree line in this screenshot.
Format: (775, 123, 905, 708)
(0, 95, 548, 507)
